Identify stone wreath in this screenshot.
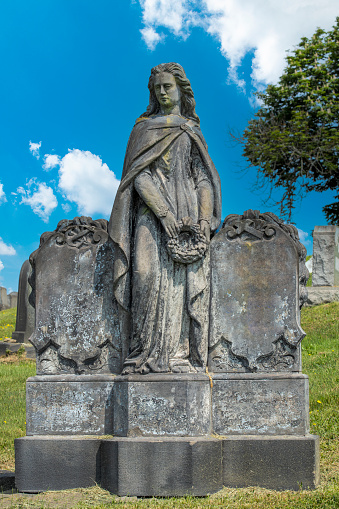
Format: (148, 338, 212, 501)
(166, 221, 208, 264)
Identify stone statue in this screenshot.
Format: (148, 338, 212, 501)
(17, 63, 319, 496)
(108, 62, 221, 374)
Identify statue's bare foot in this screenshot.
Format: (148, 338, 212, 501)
(170, 359, 196, 373)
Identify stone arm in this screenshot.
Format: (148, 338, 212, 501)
(191, 143, 214, 242)
(134, 171, 179, 238)
(197, 180, 213, 242)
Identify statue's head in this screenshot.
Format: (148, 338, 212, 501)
(141, 63, 200, 123)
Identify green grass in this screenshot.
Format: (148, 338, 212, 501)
(0, 358, 36, 470)
(306, 254, 312, 286)
(0, 307, 16, 340)
(0, 304, 339, 508)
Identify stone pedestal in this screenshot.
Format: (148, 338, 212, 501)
(26, 375, 115, 435)
(222, 435, 319, 490)
(212, 373, 309, 435)
(312, 225, 339, 287)
(113, 374, 211, 436)
(15, 434, 319, 494)
(15, 436, 101, 493)
(306, 286, 339, 306)
(101, 437, 222, 496)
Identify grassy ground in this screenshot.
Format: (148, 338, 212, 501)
(0, 309, 16, 341)
(0, 303, 338, 508)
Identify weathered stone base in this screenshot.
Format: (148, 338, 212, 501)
(222, 435, 320, 490)
(26, 375, 115, 435)
(113, 374, 211, 436)
(26, 373, 310, 436)
(305, 286, 339, 306)
(15, 436, 101, 492)
(15, 434, 319, 494)
(212, 373, 309, 435)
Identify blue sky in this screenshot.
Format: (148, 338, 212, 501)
(0, 0, 338, 292)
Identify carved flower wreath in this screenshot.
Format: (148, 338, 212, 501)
(166, 221, 208, 264)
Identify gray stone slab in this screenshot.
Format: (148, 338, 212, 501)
(0, 470, 16, 492)
(209, 212, 306, 373)
(0, 286, 9, 311)
(26, 375, 115, 435)
(0, 342, 35, 358)
(12, 259, 35, 343)
(9, 292, 18, 310)
(222, 435, 320, 490)
(306, 286, 339, 306)
(101, 437, 222, 496)
(113, 374, 211, 436)
(312, 225, 339, 286)
(15, 436, 101, 492)
(212, 373, 309, 435)
(29, 217, 122, 375)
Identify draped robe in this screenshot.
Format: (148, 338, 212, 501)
(108, 114, 221, 373)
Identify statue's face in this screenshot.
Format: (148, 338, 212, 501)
(154, 72, 181, 112)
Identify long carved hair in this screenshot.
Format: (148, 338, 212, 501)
(140, 62, 200, 123)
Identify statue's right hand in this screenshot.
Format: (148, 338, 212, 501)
(160, 211, 179, 238)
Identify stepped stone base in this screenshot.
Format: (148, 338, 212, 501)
(26, 374, 310, 437)
(15, 434, 319, 495)
(306, 287, 339, 306)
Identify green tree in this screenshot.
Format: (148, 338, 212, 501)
(237, 18, 339, 224)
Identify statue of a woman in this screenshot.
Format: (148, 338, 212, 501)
(108, 63, 221, 374)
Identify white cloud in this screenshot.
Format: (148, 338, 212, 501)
(138, 0, 338, 88)
(0, 238, 16, 256)
(29, 141, 42, 159)
(0, 260, 4, 272)
(297, 228, 311, 246)
(17, 179, 58, 222)
(58, 149, 120, 217)
(0, 182, 7, 204)
(140, 0, 187, 34)
(140, 26, 163, 50)
(43, 154, 61, 171)
(62, 203, 72, 214)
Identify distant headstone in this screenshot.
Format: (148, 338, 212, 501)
(9, 292, 18, 310)
(12, 260, 35, 343)
(312, 225, 339, 286)
(29, 216, 122, 374)
(0, 287, 10, 311)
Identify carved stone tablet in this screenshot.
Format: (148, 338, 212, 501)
(209, 210, 308, 373)
(29, 216, 122, 375)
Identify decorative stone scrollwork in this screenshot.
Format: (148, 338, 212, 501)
(166, 221, 208, 264)
(54, 217, 109, 249)
(223, 210, 276, 242)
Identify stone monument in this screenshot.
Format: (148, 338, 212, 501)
(12, 260, 35, 343)
(306, 225, 339, 305)
(15, 63, 319, 495)
(0, 286, 9, 311)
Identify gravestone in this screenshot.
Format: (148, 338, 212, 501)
(0, 286, 9, 311)
(9, 292, 18, 310)
(205, 210, 318, 488)
(23, 216, 123, 435)
(12, 260, 35, 343)
(306, 225, 339, 306)
(312, 225, 339, 286)
(15, 63, 319, 496)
